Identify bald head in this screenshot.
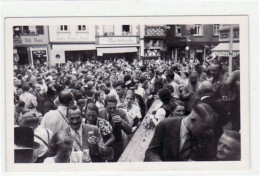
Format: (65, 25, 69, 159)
(198, 81, 213, 97)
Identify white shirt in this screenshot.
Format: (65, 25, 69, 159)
(19, 92, 38, 108)
(40, 105, 69, 134)
(70, 124, 83, 147)
(34, 126, 53, 157)
(44, 151, 83, 163)
(201, 96, 210, 101)
(169, 81, 180, 99)
(179, 119, 189, 152)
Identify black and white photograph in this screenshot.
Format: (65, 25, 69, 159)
(4, 14, 252, 173)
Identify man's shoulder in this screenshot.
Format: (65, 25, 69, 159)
(82, 123, 98, 131)
(43, 109, 59, 118)
(158, 117, 183, 127)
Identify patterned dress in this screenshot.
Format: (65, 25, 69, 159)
(96, 118, 113, 143)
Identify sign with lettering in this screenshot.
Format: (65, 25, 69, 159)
(14, 35, 49, 45)
(98, 37, 139, 45)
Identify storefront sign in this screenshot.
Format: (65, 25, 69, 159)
(98, 36, 139, 45)
(196, 49, 203, 53)
(14, 35, 49, 45)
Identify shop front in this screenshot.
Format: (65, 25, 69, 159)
(49, 44, 96, 64)
(96, 36, 140, 63)
(13, 26, 49, 66)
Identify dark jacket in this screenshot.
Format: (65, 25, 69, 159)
(144, 117, 183, 161)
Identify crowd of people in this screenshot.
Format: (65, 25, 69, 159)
(13, 55, 241, 163)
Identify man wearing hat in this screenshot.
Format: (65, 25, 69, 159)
(19, 111, 53, 163)
(14, 126, 40, 163)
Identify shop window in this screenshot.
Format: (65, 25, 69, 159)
(103, 25, 114, 36)
(175, 25, 182, 37)
(59, 25, 68, 31)
(78, 25, 88, 31)
(122, 25, 131, 35)
(193, 24, 203, 36)
(213, 24, 220, 36)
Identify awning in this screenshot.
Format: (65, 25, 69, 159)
(97, 47, 138, 56)
(52, 44, 96, 51)
(211, 43, 239, 57)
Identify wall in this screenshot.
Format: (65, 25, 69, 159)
(187, 25, 219, 43)
(49, 25, 96, 43)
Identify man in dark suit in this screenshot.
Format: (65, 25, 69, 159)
(144, 103, 218, 161)
(197, 81, 229, 140)
(66, 106, 107, 162)
(99, 95, 132, 162)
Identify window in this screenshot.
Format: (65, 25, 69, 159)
(59, 25, 68, 31)
(175, 25, 182, 37)
(103, 25, 114, 36)
(213, 24, 220, 35)
(78, 25, 88, 31)
(36, 26, 44, 34)
(193, 24, 203, 36)
(14, 26, 45, 35)
(122, 25, 131, 35)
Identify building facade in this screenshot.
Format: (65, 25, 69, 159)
(141, 25, 168, 61)
(13, 26, 49, 65)
(95, 25, 140, 62)
(211, 24, 240, 58)
(48, 25, 96, 65)
(165, 24, 220, 63)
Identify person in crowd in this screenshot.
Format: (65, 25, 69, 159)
(216, 130, 240, 161)
(149, 87, 174, 126)
(195, 64, 208, 82)
(165, 69, 180, 99)
(144, 103, 218, 161)
(113, 81, 126, 106)
(31, 83, 46, 115)
(14, 100, 25, 125)
(95, 90, 106, 110)
(19, 84, 38, 110)
(120, 90, 142, 130)
(85, 103, 115, 147)
(44, 130, 83, 163)
(23, 70, 37, 86)
(99, 95, 132, 162)
(197, 81, 229, 140)
(18, 111, 53, 163)
(85, 103, 115, 161)
(224, 70, 240, 132)
(209, 61, 226, 100)
(41, 91, 73, 134)
(172, 100, 186, 118)
(44, 86, 57, 113)
(77, 99, 86, 116)
(181, 71, 200, 112)
(65, 105, 108, 162)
